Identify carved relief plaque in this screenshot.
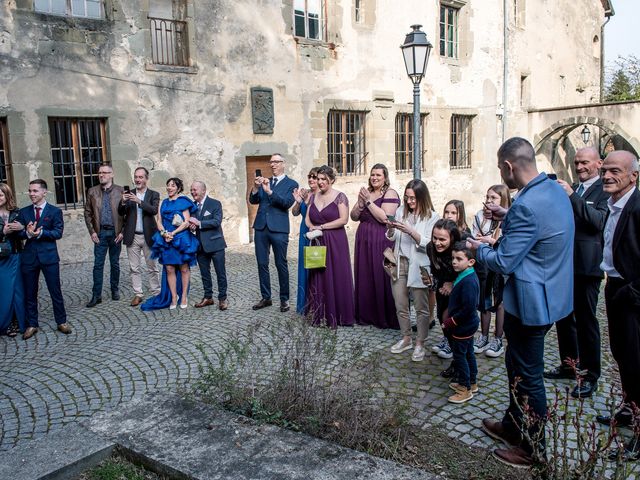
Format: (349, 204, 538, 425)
(251, 87, 274, 134)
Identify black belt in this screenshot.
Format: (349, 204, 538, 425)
(101, 225, 114, 230)
(135, 231, 144, 235)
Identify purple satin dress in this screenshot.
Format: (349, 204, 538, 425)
(305, 192, 355, 328)
(354, 195, 400, 329)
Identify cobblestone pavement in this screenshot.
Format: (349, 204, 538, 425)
(0, 242, 639, 475)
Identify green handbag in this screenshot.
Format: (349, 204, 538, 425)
(304, 240, 327, 269)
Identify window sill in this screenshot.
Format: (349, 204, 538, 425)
(293, 36, 336, 50)
(30, 11, 109, 29)
(145, 63, 198, 74)
(440, 56, 460, 66)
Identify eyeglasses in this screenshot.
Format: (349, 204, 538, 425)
(403, 195, 416, 201)
(269, 160, 284, 164)
(307, 174, 317, 179)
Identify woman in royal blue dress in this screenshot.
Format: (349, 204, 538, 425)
(141, 178, 199, 311)
(291, 167, 319, 314)
(0, 183, 26, 337)
(305, 165, 355, 328)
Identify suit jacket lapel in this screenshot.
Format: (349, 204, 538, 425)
(612, 189, 639, 252)
(583, 178, 602, 199)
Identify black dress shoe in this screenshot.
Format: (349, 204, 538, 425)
(571, 380, 597, 399)
(280, 301, 290, 312)
(112, 290, 120, 301)
(596, 409, 633, 427)
(440, 362, 456, 378)
(86, 297, 102, 308)
(543, 365, 575, 380)
(252, 299, 273, 310)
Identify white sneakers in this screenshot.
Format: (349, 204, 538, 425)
(485, 337, 504, 357)
(390, 339, 426, 362)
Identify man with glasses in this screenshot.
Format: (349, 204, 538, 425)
(249, 153, 298, 312)
(544, 147, 609, 399)
(84, 164, 124, 307)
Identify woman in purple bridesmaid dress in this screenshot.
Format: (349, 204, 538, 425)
(305, 166, 354, 328)
(350, 164, 400, 329)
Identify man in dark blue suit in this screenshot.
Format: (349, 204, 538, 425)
(17, 179, 70, 339)
(190, 181, 228, 310)
(545, 147, 609, 399)
(249, 153, 298, 312)
(467, 138, 575, 467)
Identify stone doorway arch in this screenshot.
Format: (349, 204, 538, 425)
(533, 116, 639, 182)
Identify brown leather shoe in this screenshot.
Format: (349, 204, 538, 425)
(57, 323, 72, 335)
(130, 296, 144, 307)
(481, 418, 521, 448)
(252, 299, 273, 310)
(218, 299, 229, 311)
(195, 298, 215, 308)
(492, 446, 533, 468)
(22, 327, 38, 340)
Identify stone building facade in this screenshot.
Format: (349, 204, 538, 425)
(0, 0, 611, 262)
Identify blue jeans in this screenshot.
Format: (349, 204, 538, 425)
(502, 311, 551, 455)
(92, 229, 121, 297)
(450, 336, 477, 388)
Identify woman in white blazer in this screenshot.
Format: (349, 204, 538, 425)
(386, 179, 440, 362)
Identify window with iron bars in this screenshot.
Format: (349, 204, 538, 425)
(0, 119, 12, 190)
(34, 0, 103, 19)
(327, 110, 367, 175)
(395, 113, 426, 173)
(48, 118, 109, 209)
(149, 17, 190, 66)
(354, 0, 363, 23)
(294, 0, 325, 41)
(450, 115, 473, 170)
(439, 3, 459, 58)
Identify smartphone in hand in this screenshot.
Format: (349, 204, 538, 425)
(255, 169, 262, 177)
(386, 214, 396, 223)
(123, 185, 130, 194)
(547, 173, 558, 180)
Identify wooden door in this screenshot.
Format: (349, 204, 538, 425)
(245, 155, 272, 242)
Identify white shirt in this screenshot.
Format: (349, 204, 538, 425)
(601, 187, 637, 278)
(30, 200, 47, 239)
(135, 189, 146, 233)
(272, 174, 286, 185)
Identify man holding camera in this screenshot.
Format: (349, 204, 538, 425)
(118, 167, 161, 306)
(84, 165, 124, 308)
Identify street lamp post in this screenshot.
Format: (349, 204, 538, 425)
(581, 125, 591, 145)
(401, 24, 432, 180)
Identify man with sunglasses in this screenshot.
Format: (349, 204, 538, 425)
(249, 153, 298, 312)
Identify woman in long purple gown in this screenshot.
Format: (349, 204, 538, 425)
(350, 164, 400, 329)
(305, 166, 354, 328)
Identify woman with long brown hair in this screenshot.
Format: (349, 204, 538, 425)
(350, 163, 400, 329)
(0, 183, 25, 337)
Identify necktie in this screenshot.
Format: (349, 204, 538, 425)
(35, 206, 41, 222)
(271, 177, 278, 188)
(197, 202, 203, 218)
(576, 184, 585, 197)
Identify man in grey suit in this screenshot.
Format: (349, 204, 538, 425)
(544, 147, 609, 399)
(190, 181, 228, 310)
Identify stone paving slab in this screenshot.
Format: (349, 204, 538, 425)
(0, 240, 639, 477)
(0, 423, 114, 480)
(85, 392, 439, 480)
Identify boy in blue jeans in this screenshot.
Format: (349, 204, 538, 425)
(443, 241, 480, 403)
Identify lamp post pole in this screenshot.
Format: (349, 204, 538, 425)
(413, 82, 421, 180)
(400, 24, 432, 181)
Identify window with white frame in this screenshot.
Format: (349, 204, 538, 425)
(439, 3, 459, 58)
(294, 0, 325, 41)
(34, 0, 104, 19)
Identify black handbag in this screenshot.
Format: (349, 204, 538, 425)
(0, 213, 16, 257)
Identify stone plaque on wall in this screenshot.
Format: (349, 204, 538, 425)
(251, 87, 274, 134)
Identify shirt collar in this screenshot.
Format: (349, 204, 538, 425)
(608, 187, 636, 212)
(274, 174, 286, 182)
(34, 200, 47, 209)
(453, 267, 475, 287)
(579, 175, 599, 192)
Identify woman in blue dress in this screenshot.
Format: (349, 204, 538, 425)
(0, 183, 26, 337)
(141, 178, 199, 311)
(291, 167, 319, 314)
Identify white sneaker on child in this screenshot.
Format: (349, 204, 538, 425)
(437, 339, 453, 359)
(485, 337, 505, 358)
(432, 336, 447, 353)
(473, 334, 490, 354)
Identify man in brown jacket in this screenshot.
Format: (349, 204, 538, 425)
(84, 164, 124, 307)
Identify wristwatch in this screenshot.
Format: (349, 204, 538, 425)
(365, 200, 371, 207)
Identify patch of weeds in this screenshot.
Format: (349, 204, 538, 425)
(193, 316, 529, 479)
(78, 455, 165, 480)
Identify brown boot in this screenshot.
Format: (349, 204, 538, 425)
(448, 387, 473, 404)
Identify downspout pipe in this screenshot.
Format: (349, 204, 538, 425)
(600, 4, 614, 102)
(502, 0, 508, 142)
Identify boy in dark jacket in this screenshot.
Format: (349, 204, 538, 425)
(443, 241, 480, 403)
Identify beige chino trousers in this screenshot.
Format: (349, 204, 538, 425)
(127, 233, 160, 297)
(391, 256, 430, 343)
